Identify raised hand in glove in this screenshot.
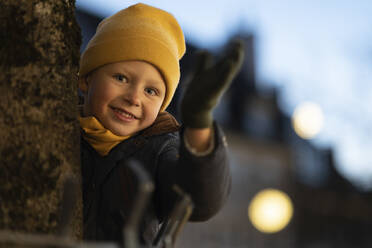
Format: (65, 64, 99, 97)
(181, 40, 244, 152)
(181, 39, 245, 128)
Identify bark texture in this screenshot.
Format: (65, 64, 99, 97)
(0, 0, 82, 239)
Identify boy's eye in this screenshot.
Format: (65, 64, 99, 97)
(113, 74, 128, 83)
(145, 88, 158, 96)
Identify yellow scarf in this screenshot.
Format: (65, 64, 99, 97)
(79, 116, 130, 156)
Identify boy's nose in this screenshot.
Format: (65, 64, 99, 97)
(123, 87, 141, 107)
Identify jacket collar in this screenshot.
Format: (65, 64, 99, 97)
(141, 111, 180, 137)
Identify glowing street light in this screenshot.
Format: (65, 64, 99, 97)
(248, 189, 293, 233)
(292, 101, 324, 139)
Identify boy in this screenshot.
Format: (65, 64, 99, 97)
(78, 3, 243, 246)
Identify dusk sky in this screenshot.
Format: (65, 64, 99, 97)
(76, 0, 372, 190)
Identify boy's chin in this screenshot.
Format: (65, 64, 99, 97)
(109, 124, 143, 137)
(111, 128, 136, 137)
(108, 119, 156, 137)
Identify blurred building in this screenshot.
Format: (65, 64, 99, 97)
(75, 8, 372, 248)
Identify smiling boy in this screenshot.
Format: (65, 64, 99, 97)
(81, 61, 165, 137)
(78, 3, 243, 246)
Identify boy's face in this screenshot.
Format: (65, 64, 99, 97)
(80, 60, 166, 136)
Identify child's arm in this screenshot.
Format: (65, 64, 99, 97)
(158, 40, 243, 220)
(181, 40, 244, 152)
(156, 40, 244, 222)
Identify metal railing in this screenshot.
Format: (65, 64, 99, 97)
(0, 160, 193, 248)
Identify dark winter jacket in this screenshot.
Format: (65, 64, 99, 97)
(81, 112, 231, 246)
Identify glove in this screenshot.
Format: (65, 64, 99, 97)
(180, 39, 245, 128)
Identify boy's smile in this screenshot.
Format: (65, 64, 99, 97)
(80, 60, 166, 136)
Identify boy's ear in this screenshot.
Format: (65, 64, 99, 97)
(78, 76, 89, 93)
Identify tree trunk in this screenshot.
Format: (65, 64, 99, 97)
(0, 0, 82, 239)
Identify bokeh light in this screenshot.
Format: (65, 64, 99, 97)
(248, 189, 293, 233)
(292, 101, 324, 139)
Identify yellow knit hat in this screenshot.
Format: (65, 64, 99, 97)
(79, 3, 186, 111)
